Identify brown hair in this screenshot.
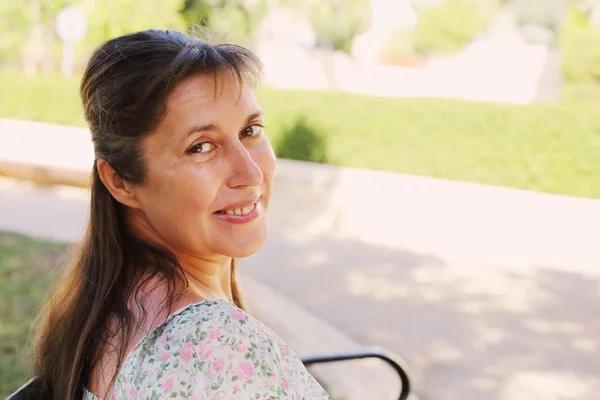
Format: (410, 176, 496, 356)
(32, 29, 262, 400)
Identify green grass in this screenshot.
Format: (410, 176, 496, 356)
(0, 231, 67, 397)
(1, 70, 600, 198)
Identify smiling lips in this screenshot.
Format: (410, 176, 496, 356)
(216, 203, 256, 216)
(214, 198, 261, 224)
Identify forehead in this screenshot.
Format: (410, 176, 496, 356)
(164, 71, 255, 118)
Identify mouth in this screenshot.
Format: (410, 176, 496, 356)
(214, 200, 258, 216)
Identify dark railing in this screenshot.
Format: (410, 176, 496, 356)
(302, 348, 411, 400)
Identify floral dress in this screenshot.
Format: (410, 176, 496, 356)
(83, 299, 329, 400)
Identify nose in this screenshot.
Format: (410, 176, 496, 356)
(226, 142, 263, 189)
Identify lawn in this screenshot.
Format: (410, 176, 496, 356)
(0, 231, 67, 397)
(1, 71, 600, 198)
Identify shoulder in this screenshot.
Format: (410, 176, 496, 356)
(113, 299, 328, 399)
(159, 299, 282, 351)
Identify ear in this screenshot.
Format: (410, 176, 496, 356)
(96, 159, 141, 209)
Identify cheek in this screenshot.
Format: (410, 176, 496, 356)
(255, 140, 277, 187)
(141, 167, 219, 221)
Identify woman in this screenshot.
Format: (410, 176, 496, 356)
(32, 29, 329, 400)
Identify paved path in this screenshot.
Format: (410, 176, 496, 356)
(245, 229, 600, 400)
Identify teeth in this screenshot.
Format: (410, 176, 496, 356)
(222, 203, 255, 216)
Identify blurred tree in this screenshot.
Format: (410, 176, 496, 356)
(0, 0, 71, 73)
(413, 0, 480, 54)
(558, 4, 600, 81)
(307, 0, 372, 53)
(508, 0, 573, 34)
(281, 0, 370, 52)
(81, 0, 186, 48)
(181, 0, 270, 45)
(380, 27, 416, 64)
(0, 0, 187, 73)
(182, 0, 215, 25)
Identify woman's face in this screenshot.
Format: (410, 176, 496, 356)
(129, 71, 276, 260)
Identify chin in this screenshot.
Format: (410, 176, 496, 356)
(225, 244, 266, 259)
(222, 230, 269, 259)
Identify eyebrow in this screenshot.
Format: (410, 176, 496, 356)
(184, 111, 264, 139)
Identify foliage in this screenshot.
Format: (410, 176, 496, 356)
(181, 0, 214, 25)
(381, 27, 415, 58)
(0, 231, 67, 397)
(275, 116, 329, 163)
(508, 0, 573, 34)
(81, 0, 186, 47)
(0, 0, 187, 72)
(413, 0, 481, 54)
(0, 0, 71, 68)
(558, 5, 600, 82)
(182, 0, 270, 45)
(307, 0, 371, 53)
(3, 71, 600, 198)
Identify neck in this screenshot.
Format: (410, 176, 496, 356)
(179, 256, 233, 302)
(127, 209, 234, 303)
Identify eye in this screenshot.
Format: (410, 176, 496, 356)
(241, 124, 264, 138)
(188, 141, 216, 155)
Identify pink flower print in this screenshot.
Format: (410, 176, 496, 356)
(129, 388, 136, 398)
(147, 368, 156, 379)
(235, 361, 255, 382)
(280, 346, 290, 357)
(228, 308, 246, 321)
(199, 342, 213, 360)
(190, 396, 201, 400)
(110, 394, 116, 400)
(233, 383, 241, 393)
(162, 377, 174, 392)
(161, 352, 171, 363)
(209, 329, 220, 340)
(180, 342, 195, 364)
(258, 324, 275, 338)
(158, 334, 168, 346)
(284, 378, 290, 391)
(209, 391, 226, 400)
(212, 357, 225, 374)
(236, 343, 246, 352)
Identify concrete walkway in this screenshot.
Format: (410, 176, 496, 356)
(1, 118, 599, 400)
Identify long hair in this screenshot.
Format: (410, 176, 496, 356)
(31, 29, 262, 400)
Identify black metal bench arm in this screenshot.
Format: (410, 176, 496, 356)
(301, 349, 411, 400)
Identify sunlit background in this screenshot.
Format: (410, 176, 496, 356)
(1, 1, 600, 399)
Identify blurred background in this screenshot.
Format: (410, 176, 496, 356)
(1, 0, 600, 399)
